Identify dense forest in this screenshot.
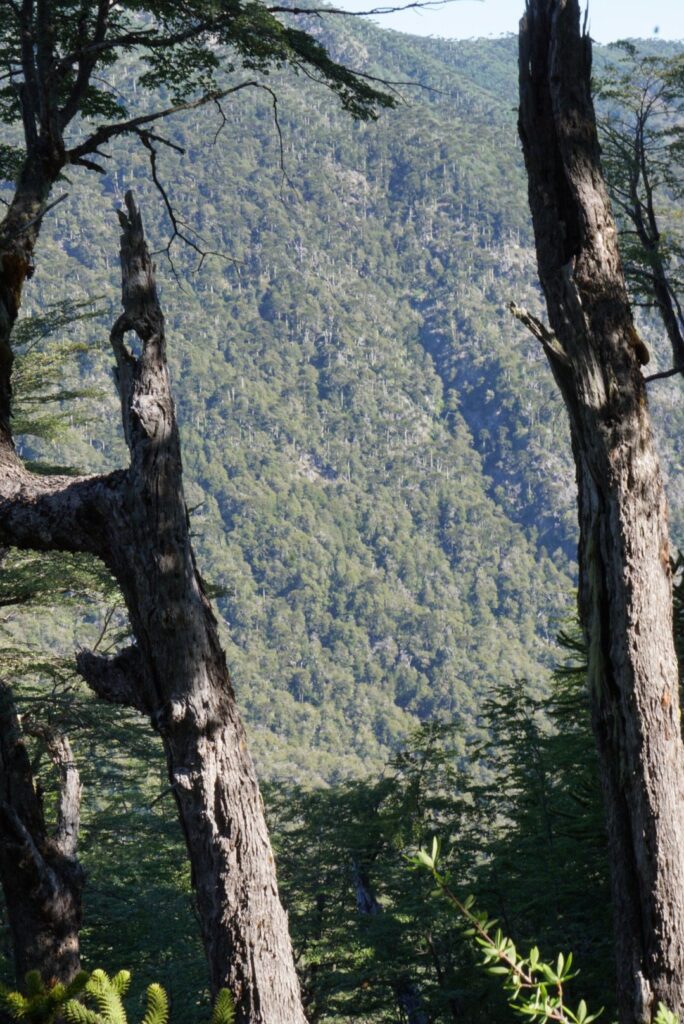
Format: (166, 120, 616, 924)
(1, 2, 684, 1023)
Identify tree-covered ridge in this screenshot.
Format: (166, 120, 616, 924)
(0, 20, 571, 782)
(1, 11, 684, 1022)
(3, 16, 681, 783)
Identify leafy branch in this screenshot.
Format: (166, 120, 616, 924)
(409, 839, 678, 1024)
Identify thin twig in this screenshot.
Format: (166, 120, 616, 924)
(91, 605, 117, 654)
(644, 364, 684, 382)
(268, 0, 458, 16)
(135, 130, 237, 282)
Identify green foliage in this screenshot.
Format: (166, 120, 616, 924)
(140, 985, 169, 1024)
(2, 22, 684, 1024)
(596, 42, 684, 355)
(266, 721, 482, 1021)
(0, 0, 394, 179)
(0, 970, 231, 1024)
(209, 989, 235, 1024)
(655, 1005, 680, 1024)
(11, 300, 106, 451)
(63, 969, 132, 1024)
(13, 18, 579, 780)
(410, 841, 602, 1024)
(18, 26, 684, 794)
(0, 970, 88, 1023)
(467, 627, 613, 1014)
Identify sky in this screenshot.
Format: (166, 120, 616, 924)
(328, 0, 684, 44)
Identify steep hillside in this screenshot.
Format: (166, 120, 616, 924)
(7, 18, 683, 782)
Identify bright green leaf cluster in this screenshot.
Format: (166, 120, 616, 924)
(0, 970, 234, 1024)
(655, 1005, 680, 1024)
(409, 845, 605, 1024)
(0, 970, 89, 1024)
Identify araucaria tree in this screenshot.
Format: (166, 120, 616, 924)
(515, 1, 684, 1021)
(0, 2, 393, 1020)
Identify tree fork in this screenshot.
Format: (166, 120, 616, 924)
(517, 2, 684, 1020)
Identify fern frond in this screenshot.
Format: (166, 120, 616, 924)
(2, 991, 28, 1020)
(62, 1000, 104, 1024)
(141, 984, 168, 1024)
(48, 983, 66, 1003)
(110, 973, 131, 999)
(210, 990, 236, 1024)
(86, 970, 126, 1024)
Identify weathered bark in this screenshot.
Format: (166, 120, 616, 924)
(517, 2, 684, 1020)
(0, 682, 83, 986)
(0, 151, 306, 1024)
(67, 194, 304, 1024)
(0, 134, 66, 453)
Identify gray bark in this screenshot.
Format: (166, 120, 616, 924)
(0, 194, 305, 1023)
(517, 2, 684, 1020)
(0, 682, 83, 986)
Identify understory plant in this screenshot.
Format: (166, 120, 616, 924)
(410, 839, 678, 1024)
(0, 969, 235, 1024)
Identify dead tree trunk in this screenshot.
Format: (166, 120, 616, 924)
(516, 2, 684, 1020)
(0, 682, 83, 986)
(0, 193, 306, 1024)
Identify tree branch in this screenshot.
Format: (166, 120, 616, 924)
(267, 0, 454, 15)
(59, 0, 111, 128)
(508, 301, 570, 366)
(643, 364, 684, 383)
(135, 129, 235, 280)
(0, 464, 125, 557)
(75, 644, 153, 715)
(24, 723, 81, 860)
(2, 192, 68, 241)
(66, 81, 260, 167)
(54, 20, 215, 74)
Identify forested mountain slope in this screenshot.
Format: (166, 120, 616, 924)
(7, 20, 683, 782)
